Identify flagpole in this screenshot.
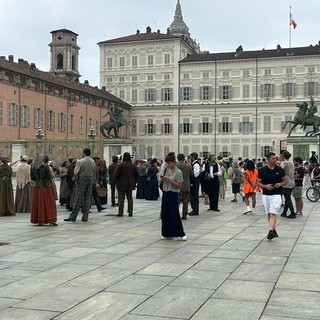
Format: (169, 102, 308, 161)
(289, 6, 292, 48)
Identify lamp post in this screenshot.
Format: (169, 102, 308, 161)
(87, 126, 96, 150)
(35, 127, 44, 155)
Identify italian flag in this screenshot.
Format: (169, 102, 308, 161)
(290, 13, 297, 29)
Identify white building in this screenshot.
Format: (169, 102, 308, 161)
(98, 0, 320, 160)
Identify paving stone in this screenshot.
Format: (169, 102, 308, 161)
(192, 257, 242, 272)
(0, 297, 21, 311)
(213, 279, 274, 302)
(191, 298, 265, 320)
(208, 248, 251, 260)
(0, 308, 59, 320)
(276, 272, 320, 291)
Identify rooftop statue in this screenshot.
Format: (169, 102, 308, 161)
(283, 99, 320, 136)
(100, 105, 134, 138)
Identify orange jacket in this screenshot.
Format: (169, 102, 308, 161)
(242, 169, 259, 193)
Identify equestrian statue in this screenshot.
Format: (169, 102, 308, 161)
(282, 99, 320, 137)
(100, 105, 135, 138)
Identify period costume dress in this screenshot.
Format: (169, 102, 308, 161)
(136, 163, 147, 199)
(0, 157, 15, 216)
(59, 164, 69, 205)
(15, 157, 32, 213)
(30, 154, 57, 226)
(145, 163, 159, 200)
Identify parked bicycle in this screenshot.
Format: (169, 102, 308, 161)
(306, 182, 320, 202)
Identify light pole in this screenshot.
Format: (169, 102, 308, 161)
(35, 127, 44, 155)
(87, 126, 96, 151)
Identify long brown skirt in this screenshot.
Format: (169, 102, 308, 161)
(15, 183, 32, 213)
(30, 186, 57, 224)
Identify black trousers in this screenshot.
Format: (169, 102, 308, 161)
(208, 179, 220, 210)
(282, 187, 294, 215)
(110, 184, 116, 206)
(190, 178, 199, 214)
(92, 185, 103, 211)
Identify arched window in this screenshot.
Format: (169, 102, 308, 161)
(57, 53, 63, 69)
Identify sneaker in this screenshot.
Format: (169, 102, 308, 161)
(273, 229, 278, 237)
(280, 212, 287, 217)
(243, 210, 251, 215)
(174, 235, 187, 241)
(267, 230, 276, 240)
(231, 199, 237, 202)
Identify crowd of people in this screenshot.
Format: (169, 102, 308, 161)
(0, 148, 319, 241)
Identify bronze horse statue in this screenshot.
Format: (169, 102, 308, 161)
(100, 106, 134, 138)
(282, 101, 320, 136)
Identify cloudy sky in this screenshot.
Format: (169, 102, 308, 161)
(1, 0, 319, 87)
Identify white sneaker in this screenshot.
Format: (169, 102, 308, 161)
(174, 235, 187, 241)
(243, 210, 251, 215)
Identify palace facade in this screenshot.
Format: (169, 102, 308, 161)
(98, 0, 320, 160)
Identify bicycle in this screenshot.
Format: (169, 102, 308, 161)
(306, 183, 320, 202)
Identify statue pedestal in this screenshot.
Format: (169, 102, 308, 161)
(286, 136, 319, 160)
(103, 138, 134, 164)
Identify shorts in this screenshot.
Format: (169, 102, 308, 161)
(262, 194, 282, 215)
(292, 186, 302, 198)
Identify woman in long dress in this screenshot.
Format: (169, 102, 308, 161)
(0, 156, 15, 216)
(15, 155, 32, 213)
(145, 158, 159, 200)
(136, 160, 147, 199)
(30, 154, 57, 226)
(59, 160, 69, 205)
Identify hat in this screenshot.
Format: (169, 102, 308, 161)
(22, 155, 29, 161)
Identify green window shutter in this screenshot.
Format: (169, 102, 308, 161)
(15, 104, 19, 126)
(53, 112, 55, 131)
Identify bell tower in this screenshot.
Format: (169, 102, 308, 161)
(49, 28, 81, 81)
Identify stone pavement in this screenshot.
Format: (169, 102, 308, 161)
(0, 182, 320, 319)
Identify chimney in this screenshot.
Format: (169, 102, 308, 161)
(101, 86, 106, 90)
(136, 29, 140, 34)
(18, 58, 24, 64)
(0, 56, 5, 59)
(146, 26, 151, 33)
(84, 80, 89, 85)
(30, 63, 36, 69)
(8, 55, 14, 62)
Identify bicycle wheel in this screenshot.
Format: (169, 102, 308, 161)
(306, 187, 320, 202)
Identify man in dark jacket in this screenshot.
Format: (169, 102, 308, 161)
(113, 152, 139, 217)
(108, 156, 118, 207)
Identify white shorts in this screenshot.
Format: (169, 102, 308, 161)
(262, 194, 282, 215)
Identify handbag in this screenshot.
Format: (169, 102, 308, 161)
(159, 168, 167, 191)
(97, 187, 108, 197)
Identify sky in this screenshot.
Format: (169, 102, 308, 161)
(1, 0, 320, 87)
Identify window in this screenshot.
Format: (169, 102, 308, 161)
(132, 56, 137, 67)
(183, 73, 189, 79)
(57, 53, 63, 69)
(162, 118, 172, 134)
(222, 70, 229, 77)
(79, 116, 84, 134)
(162, 88, 172, 102)
(181, 118, 191, 134)
(131, 89, 137, 103)
(306, 82, 317, 97)
(148, 55, 153, 66)
(21, 105, 30, 128)
(263, 115, 271, 132)
(119, 57, 125, 67)
(47, 110, 55, 131)
(261, 84, 274, 99)
(239, 116, 252, 133)
(58, 112, 66, 132)
(119, 90, 125, 100)
(220, 85, 231, 100)
(70, 115, 74, 133)
(201, 146, 209, 160)
(119, 76, 125, 82)
(219, 116, 232, 133)
(131, 119, 137, 135)
(242, 84, 250, 99)
(263, 146, 271, 157)
(131, 75, 137, 82)
(242, 70, 250, 76)
(0, 101, 2, 125)
(147, 74, 154, 81)
(202, 72, 209, 79)
(163, 74, 170, 80)
(145, 89, 155, 102)
(8, 103, 18, 126)
(282, 115, 295, 134)
(308, 66, 315, 74)
(146, 119, 154, 134)
(222, 145, 229, 158)
(200, 117, 210, 133)
(164, 53, 170, 64)
(201, 86, 211, 100)
(34, 108, 43, 129)
(107, 57, 112, 68)
(283, 83, 294, 97)
(286, 68, 293, 74)
(181, 87, 191, 101)
(264, 68, 271, 75)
